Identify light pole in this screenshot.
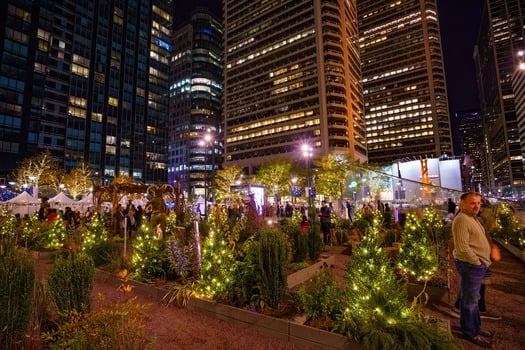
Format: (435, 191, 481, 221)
(301, 144, 313, 216)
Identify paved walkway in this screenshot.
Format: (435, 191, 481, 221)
(425, 242, 525, 350)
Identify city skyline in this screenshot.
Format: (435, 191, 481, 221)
(174, 0, 485, 115)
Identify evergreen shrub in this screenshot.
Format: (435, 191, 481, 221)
(47, 252, 94, 316)
(0, 247, 35, 349)
(258, 228, 290, 310)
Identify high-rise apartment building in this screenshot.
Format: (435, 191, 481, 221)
(357, 0, 452, 164)
(515, 52, 525, 168)
(474, 0, 525, 196)
(0, 0, 172, 184)
(456, 109, 484, 192)
(169, 8, 223, 199)
(223, 0, 367, 174)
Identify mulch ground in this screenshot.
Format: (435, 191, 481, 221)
(30, 241, 525, 350)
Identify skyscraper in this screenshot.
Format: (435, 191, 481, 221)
(0, 0, 172, 184)
(169, 8, 223, 199)
(456, 109, 484, 192)
(474, 0, 525, 196)
(222, 0, 366, 174)
(357, 0, 452, 164)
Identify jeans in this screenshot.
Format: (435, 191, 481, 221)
(455, 270, 490, 311)
(455, 259, 487, 338)
(320, 222, 330, 244)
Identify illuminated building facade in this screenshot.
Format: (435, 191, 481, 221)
(358, 0, 453, 164)
(0, 0, 172, 184)
(474, 0, 525, 196)
(456, 109, 485, 192)
(169, 9, 223, 198)
(223, 0, 367, 173)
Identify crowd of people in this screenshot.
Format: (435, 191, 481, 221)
(36, 196, 90, 230)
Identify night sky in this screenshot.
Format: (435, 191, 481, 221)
(173, 0, 486, 152)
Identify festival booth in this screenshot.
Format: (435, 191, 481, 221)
(74, 193, 96, 213)
(49, 192, 76, 211)
(119, 195, 146, 209)
(1, 191, 40, 216)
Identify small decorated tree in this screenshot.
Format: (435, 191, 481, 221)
(397, 211, 438, 283)
(131, 222, 168, 281)
(45, 217, 68, 249)
(82, 213, 118, 267)
(196, 209, 242, 300)
(336, 211, 410, 340)
(335, 210, 458, 349)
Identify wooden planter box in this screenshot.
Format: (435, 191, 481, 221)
(288, 255, 335, 289)
(187, 297, 364, 350)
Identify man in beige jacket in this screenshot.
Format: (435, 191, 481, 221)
(452, 192, 492, 348)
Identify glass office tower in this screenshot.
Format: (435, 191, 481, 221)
(169, 8, 223, 198)
(474, 0, 525, 196)
(358, 0, 453, 164)
(223, 0, 367, 174)
(0, 0, 172, 184)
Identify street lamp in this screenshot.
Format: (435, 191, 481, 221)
(301, 144, 313, 215)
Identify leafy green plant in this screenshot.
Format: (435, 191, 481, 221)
(493, 203, 523, 247)
(42, 297, 157, 350)
(258, 228, 290, 310)
(165, 237, 197, 279)
(26, 277, 51, 349)
(0, 246, 35, 350)
(162, 282, 196, 308)
(0, 211, 19, 248)
(84, 238, 120, 267)
(296, 269, 341, 320)
(230, 238, 264, 308)
(331, 216, 352, 245)
(287, 223, 308, 262)
(47, 252, 94, 316)
(307, 221, 322, 260)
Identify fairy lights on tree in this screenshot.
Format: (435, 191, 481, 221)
(337, 211, 412, 340)
(131, 222, 166, 281)
(197, 209, 242, 300)
(82, 213, 108, 251)
(46, 217, 67, 249)
(397, 211, 437, 282)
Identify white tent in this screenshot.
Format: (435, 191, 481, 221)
(49, 192, 76, 210)
(74, 193, 96, 213)
(1, 191, 40, 216)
